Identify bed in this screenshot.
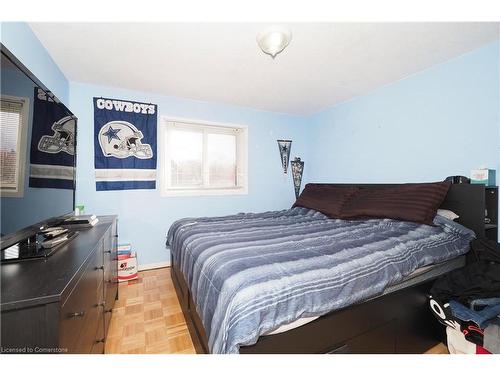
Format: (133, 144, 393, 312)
(167, 183, 484, 354)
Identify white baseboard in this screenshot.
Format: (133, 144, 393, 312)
(138, 261, 170, 271)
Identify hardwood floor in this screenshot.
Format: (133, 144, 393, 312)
(424, 343, 449, 354)
(105, 267, 196, 354)
(105, 267, 448, 354)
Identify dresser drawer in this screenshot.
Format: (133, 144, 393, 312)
(59, 249, 101, 353)
(103, 279, 117, 334)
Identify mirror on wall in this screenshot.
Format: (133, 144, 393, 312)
(1, 48, 76, 237)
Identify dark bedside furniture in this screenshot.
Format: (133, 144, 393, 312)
(484, 186, 498, 242)
(0, 216, 118, 354)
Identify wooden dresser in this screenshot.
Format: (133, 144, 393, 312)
(0, 216, 118, 354)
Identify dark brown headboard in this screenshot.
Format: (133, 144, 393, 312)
(440, 184, 484, 238)
(311, 183, 484, 238)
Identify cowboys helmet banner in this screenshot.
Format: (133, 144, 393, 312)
(94, 97, 157, 190)
(29, 87, 76, 189)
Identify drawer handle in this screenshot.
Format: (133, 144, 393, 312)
(104, 250, 112, 254)
(95, 265, 104, 270)
(95, 338, 106, 344)
(105, 309, 113, 314)
(113, 235, 118, 238)
(68, 311, 85, 318)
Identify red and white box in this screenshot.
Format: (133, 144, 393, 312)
(118, 251, 138, 282)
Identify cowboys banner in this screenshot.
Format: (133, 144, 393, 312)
(30, 87, 75, 189)
(94, 97, 157, 190)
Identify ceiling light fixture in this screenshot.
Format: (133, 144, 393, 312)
(256, 26, 292, 59)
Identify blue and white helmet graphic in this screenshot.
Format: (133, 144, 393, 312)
(98, 121, 153, 159)
(38, 115, 76, 155)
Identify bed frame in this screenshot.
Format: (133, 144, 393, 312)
(170, 183, 485, 354)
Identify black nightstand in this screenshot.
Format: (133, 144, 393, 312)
(484, 186, 498, 242)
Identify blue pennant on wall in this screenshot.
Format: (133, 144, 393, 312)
(277, 139, 292, 174)
(291, 157, 304, 199)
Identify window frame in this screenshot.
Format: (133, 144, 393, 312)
(160, 117, 248, 197)
(0, 95, 29, 198)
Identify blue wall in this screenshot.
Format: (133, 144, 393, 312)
(307, 41, 500, 184)
(69, 82, 310, 267)
(1, 22, 69, 103)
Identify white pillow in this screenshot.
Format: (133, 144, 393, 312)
(437, 209, 459, 221)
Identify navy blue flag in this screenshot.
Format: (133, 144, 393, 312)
(94, 97, 157, 190)
(29, 87, 75, 189)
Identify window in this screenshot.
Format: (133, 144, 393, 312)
(161, 119, 248, 196)
(1, 96, 29, 197)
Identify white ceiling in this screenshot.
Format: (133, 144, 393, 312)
(29, 22, 499, 115)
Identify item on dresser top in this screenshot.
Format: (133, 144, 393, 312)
(39, 228, 75, 249)
(39, 227, 77, 249)
(74, 204, 85, 215)
(60, 214, 98, 228)
(41, 232, 73, 249)
(63, 214, 96, 223)
(40, 227, 69, 239)
(470, 168, 496, 185)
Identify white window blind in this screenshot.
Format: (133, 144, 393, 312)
(1, 97, 27, 196)
(161, 119, 248, 197)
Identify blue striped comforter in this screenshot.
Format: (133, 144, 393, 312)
(167, 207, 474, 354)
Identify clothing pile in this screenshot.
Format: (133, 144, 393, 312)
(429, 238, 500, 354)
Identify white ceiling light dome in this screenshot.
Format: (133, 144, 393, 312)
(256, 26, 292, 58)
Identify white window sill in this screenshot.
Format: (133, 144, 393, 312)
(1, 188, 23, 198)
(161, 186, 248, 197)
